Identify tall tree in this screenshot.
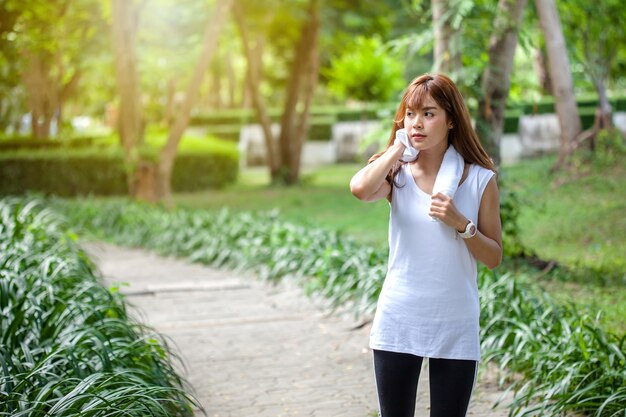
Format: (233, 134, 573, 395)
(234, 0, 320, 185)
(155, 0, 233, 200)
(233, 3, 278, 178)
(10, 0, 102, 138)
(559, 0, 626, 150)
(534, 0, 581, 169)
(432, 0, 462, 74)
(476, 0, 528, 165)
(533, 45, 553, 95)
(0, 4, 24, 132)
(111, 0, 144, 195)
(278, 0, 320, 184)
(110, 0, 233, 201)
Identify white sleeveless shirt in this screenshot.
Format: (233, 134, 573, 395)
(369, 163, 495, 361)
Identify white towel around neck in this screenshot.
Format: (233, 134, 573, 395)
(433, 144, 464, 198)
(394, 128, 464, 198)
(394, 128, 464, 221)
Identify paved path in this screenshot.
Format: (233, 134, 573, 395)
(84, 242, 512, 417)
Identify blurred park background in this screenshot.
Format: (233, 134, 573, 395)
(1, 0, 625, 416)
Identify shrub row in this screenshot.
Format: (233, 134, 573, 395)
(202, 115, 350, 142)
(189, 105, 395, 127)
(55, 199, 626, 417)
(506, 95, 626, 115)
(191, 97, 626, 134)
(480, 271, 626, 417)
(0, 198, 199, 416)
(201, 105, 587, 143)
(0, 147, 238, 197)
(0, 135, 106, 151)
(57, 201, 387, 318)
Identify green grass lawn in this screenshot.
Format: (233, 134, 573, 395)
(503, 155, 626, 278)
(175, 164, 391, 247)
(173, 156, 626, 334)
(502, 155, 626, 334)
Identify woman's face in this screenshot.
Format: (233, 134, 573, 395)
(403, 94, 451, 154)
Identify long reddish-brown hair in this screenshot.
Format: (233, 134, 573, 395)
(369, 73, 495, 186)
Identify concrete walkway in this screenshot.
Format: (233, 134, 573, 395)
(84, 242, 512, 417)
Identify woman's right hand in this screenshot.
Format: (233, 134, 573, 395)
(390, 140, 406, 160)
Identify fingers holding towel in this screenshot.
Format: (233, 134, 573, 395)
(394, 129, 419, 162)
(430, 145, 464, 222)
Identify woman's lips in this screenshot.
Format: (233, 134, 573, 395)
(412, 133, 426, 141)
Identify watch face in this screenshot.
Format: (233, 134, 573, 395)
(470, 225, 476, 235)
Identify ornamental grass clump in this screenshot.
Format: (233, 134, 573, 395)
(56, 198, 626, 417)
(479, 269, 626, 417)
(0, 198, 199, 416)
(59, 200, 388, 317)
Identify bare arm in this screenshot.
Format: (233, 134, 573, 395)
(350, 142, 404, 202)
(430, 177, 503, 269)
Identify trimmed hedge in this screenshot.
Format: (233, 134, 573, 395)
(0, 135, 106, 151)
(189, 105, 398, 127)
(190, 97, 626, 141)
(204, 125, 241, 142)
(519, 96, 626, 116)
(190, 108, 256, 126)
(171, 150, 238, 191)
(579, 106, 599, 130)
(0, 147, 238, 196)
(504, 109, 522, 134)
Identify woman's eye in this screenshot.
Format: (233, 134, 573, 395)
(406, 111, 413, 117)
(425, 112, 433, 117)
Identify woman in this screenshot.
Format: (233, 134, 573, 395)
(350, 73, 502, 417)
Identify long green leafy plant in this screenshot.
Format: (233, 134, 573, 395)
(55, 198, 625, 417)
(0, 198, 200, 416)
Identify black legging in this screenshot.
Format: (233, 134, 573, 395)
(373, 349, 477, 417)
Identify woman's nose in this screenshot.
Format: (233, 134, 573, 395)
(412, 115, 422, 128)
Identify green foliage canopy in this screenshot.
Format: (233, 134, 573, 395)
(325, 36, 404, 102)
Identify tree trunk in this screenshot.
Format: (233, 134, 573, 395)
(290, 0, 320, 183)
(476, 0, 527, 166)
(211, 55, 222, 108)
(111, 0, 144, 195)
(133, 160, 159, 202)
(233, 2, 280, 178)
(572, 77, 613, 153)
(57, 70, 81, 133)
(164, 78, 176, 128)
(22, 53, 56, 139)
(41, 115, 52, 138)
(30, 110, 39, 138)
(594, 77, 612, 121)
(226, 49, 236, 108)
(163, 78, 176, 129)
(432, 0, 461, 74)
(535, 0, 581, 169)
(533, 46, 553, 95)
(156, 0, 233, 203)
(277, 0, 320, 185)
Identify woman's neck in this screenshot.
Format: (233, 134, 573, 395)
(413, 143, 448, 174)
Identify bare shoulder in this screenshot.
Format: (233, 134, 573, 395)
(477, 176, 502, 245)
(480, 176, 500, 205)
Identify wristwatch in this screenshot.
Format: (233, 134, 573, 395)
(458, 220, 477, 239)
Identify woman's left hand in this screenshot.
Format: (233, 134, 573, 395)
(429, 192, 467, 232)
